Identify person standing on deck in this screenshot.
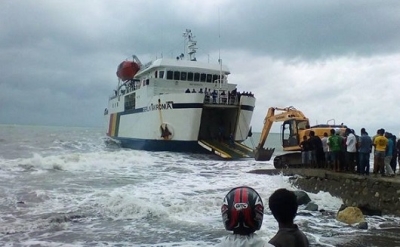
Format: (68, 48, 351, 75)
(384, 132, 395, 176)
(321, 132, 330, 169)
(397, 138, 400, 174)
(390, 134, 397, 173)
(372, 129, 380, 174)
(373, 129, 387, 176)
(308, 131, 323, 168)
(300, 136, 310, 166)
(212, 90, 218, 104)
(358, 128, 372, 175)
(328, 129, 342, 172)
(345, 128, 357, 172)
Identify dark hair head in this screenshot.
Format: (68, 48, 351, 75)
(323, 132, 328, 137)
(309, 131, 315, 136)
(268, 188, 298, 224)
(330, 129, 335, 135)
(361, 128, 366, 134)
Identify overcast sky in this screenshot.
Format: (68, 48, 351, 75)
(1, 0, 399, 136)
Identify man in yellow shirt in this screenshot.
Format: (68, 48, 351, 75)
(373, 129, 388, 175)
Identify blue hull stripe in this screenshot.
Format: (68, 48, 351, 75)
(172, 103, 203, 109)
(119, 103, 253, 116)
(115, 137, 209, 153)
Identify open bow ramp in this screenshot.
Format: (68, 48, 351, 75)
(198, 140, 254, 159)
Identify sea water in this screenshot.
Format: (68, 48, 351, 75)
(0, 125, 399, 246)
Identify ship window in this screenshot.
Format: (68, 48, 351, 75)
(125, 93, 136, 110)
(188, 72, 193, 81)
(155, 71, 157, 78)
(212, 74, 218, 83)
(167, 71, 173, 79)
(146, 79, 149, 85)
(173, 71, 180, 80)
(194, 72, 200, 81)
(200, 73, 206, 82)
(180, 72, 187, 80)
(159, 71, 164, 79)
(206, 74, 212, 82)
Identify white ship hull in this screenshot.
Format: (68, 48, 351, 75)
(105, 92, 255, 153)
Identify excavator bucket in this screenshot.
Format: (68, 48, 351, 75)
(254, 147, 275, 161)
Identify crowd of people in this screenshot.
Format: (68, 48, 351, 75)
(219, 186, 309, 247)
(300, 127, 400, 176)
(185, 88, 254, 104)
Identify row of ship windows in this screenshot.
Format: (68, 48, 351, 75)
(156, 71, 225, 83)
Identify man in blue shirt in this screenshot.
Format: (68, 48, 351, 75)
(358, 128, 372, 175)
(384, 132, 395, 176)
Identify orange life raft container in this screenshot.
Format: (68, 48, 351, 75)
(116, 61, 140, 81)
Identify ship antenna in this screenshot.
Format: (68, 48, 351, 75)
(218, 8, 221, 63)
(183, 29, 197, 61)
(218, 9, 222, 89)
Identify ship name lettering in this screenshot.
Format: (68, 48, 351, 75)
(143, 101, 174, 112)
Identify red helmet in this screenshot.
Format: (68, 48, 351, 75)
(221, 186, 264, 234)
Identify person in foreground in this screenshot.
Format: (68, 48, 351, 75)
(268, 188, 309, 247)
(219, 186, 273, 247)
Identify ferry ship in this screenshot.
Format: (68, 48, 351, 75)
(104, 30, 255, 159)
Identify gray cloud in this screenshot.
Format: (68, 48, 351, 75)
(0, 0, 399, 136)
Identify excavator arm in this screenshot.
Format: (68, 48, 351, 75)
(256, 107, 275, 150)
(254, 106, 308, 161)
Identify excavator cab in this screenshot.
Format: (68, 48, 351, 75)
(281, 119, 308, 150)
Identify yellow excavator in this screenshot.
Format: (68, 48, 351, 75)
(254, 106, 347, 168)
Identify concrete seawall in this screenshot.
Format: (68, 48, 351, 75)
(249, 169, 400, 216)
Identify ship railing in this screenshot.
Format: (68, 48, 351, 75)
(204, 92, 238, 105)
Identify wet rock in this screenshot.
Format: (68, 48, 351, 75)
(293, 190, 311, 205)
(336, 206, 365, 225)
(338, 204, 347, 213)
(50, 214, 85, 223)
(16, 201, 27, 207)
(297, 211, 313, 216)
(305, 202, 318, 211)
(357, 221, 368, 229)
(358, 204, 382, 216)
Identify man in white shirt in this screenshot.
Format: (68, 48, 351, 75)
(321, 132, 330, 169)
(345, 128, 357, 172)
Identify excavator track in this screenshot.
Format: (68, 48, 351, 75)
(255, 148, 305, 169)
(273, 152, 303, 169)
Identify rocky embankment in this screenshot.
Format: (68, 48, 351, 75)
(249, 169, 400, 216)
